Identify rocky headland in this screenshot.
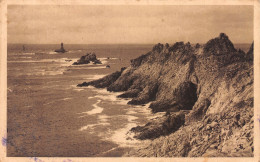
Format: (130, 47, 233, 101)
(73, 53, 102, 65)
(78, 33, 254, 157)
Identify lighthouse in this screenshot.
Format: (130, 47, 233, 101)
(54, 42, 66, 53)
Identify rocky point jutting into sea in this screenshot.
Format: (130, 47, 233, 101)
(78, 33, 254, 157)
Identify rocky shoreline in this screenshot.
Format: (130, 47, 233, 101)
(78, 33, 254, 157)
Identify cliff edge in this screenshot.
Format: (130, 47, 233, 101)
(78, 33, 254, 157)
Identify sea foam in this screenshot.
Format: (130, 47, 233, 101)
(81, 100, 103, 115)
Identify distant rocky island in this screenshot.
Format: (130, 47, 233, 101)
(78, 33, 254, 157)
(54, 42, 66, 53)
(73, 53, 102, 65)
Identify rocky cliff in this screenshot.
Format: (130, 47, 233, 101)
(78, 33, 254, 157)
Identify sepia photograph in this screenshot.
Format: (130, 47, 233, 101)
(0, 0, 259, 161)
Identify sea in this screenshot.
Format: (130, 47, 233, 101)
(7, 43, 251, 157)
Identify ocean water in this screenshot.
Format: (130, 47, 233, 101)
(7, 43, 251, 157)
(7, 44, 159, 157)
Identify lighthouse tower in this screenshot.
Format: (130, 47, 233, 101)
(54, 42, 66, 53)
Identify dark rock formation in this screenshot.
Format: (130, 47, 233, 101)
(149, 81, 198, 113)
(195, 43, 200, 49)
(117, 89, 141, 98)
(78, 33, 253, 157)
(77, 67, 126, 88)
(152, 43, 164, 53)
(55, 42, 66, 53)
(73, 52, 102, 65)
(203, 33, 236, 55)
(246, 42, 254, 62)
(130, 111, 187, 140)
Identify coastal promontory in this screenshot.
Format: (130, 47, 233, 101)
(78, 33, 254, 157)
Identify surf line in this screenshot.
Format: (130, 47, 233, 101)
(81, 99, 103, 115)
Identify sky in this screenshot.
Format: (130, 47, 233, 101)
(7, 5, 253, 44)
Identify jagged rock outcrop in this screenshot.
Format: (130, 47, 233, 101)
(73, 53, 102, 65)
(77, 67, 126, 88)
(130, 111, 188, 140)
(203, 33, 237, 55)
(78, 33, 253, 157)
(246, 42, 254, 62)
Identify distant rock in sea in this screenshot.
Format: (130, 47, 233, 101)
(78, 33, 254, 157)
(73, 52, 102, 65)
(55, 42, 66, 53)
